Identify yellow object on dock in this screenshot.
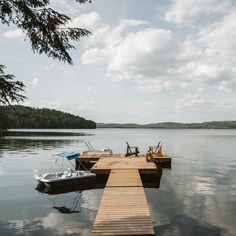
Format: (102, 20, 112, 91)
(148, 142, 163, 158)
(91, 170, 154, 236)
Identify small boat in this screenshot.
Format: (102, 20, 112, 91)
(35, 151, 96, 188)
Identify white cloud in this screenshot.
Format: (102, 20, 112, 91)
(50, 0, 89, 17)
(81, 24, 185, 90)
(67, 12, 102, 30)
(174, 93, 236, 115)
(79, 11, 236, 93)
(4, 29, 25, 40)
(86, 86, 94, 91)
(106, 28, 181, 85)
(109, 29, 180, 69)
(170, 99, 234, 121)
(193, 10, 236, 91)
(76, 13, 147, 46)
(117, 19, 146, 34)
(218, 80, 236, 93)
(175, 94, 205, 110)
(218, 81, 231, 93)
(80, 16, 148, 66)
(31, 77, 38, 86)
(164, 0, 232, 25)
(81, 47, 110, 64)
(197, 11, 236, 56)
(197, 87, 204, 93)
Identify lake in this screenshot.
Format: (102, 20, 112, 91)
(0, 129, 236, 236)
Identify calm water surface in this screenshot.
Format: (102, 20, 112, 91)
(0, 129, 236, 236)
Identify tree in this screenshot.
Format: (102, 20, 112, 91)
(1, 105, 96, 129)
(0, 65, 26, 104)
(0, 0, 91, 105)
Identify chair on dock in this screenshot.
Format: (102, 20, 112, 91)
(125, 141, 140, 157)
(146, 141, 163, 161)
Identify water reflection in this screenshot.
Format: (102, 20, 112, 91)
(49, 192, 82, 214)
(0, 211, 93, 236)
(0, 137, 86, 153)
(154, 214, 226, 236)
(6, 130, 94, 137)
(0, 186, 103, 236)
(37, 190, 83, 214)
(0, 129, 236, 236)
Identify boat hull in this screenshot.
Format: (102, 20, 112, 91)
(36, 172, 96, 189)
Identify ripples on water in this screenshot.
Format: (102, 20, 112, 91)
(0, 129, 236, 236)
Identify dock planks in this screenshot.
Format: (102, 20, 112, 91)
(80, 153, 125, 161)
(82, 152, 171, 235)
(91, 157, 157, 175)
(91, 169, 154, 236)
(106, 169, 143, 187)
(80, 153, 171, 163)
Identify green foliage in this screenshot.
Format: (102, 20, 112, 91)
(0, 0, 91, 64)
(0, 65, 26, 105)
(97, 121, 236, 129)
(0, 0, 91, 106)
(1, 105, 96, 129)
(0, 106, 8, 132)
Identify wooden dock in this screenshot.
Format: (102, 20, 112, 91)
(106, 170, 142, 187)
(76, 152, 171, 235)
(91, 170, 154, 236)
(91, 157, 157, 174)
(80, 153, 171, 163)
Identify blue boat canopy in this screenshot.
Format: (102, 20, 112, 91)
(55, 151, 80, 160)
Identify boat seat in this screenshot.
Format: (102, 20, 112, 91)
(62, 168, 73, 178)
(56, 173, 62, 178)
(66, 172, 72, 177)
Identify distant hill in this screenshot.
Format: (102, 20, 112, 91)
(97, 121, 236, 129)
(1, 105, 235, 130)
(0, 105, 96, 129)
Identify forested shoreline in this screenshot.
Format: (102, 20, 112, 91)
(97, 121, 236, 129)
(1, 105, 235, 131)
(0, 105, 96, 129)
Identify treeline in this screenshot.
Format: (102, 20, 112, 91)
(0, 105, 96, 129)
(97, 121, 236, 129)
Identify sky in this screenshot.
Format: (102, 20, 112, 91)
(0, 0, 236, 123)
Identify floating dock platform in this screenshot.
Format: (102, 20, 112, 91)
(79, 153, 171, 163)
(91, 157, 157, 174)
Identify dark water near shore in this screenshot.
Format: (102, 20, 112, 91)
(0, 129, 236, 236)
